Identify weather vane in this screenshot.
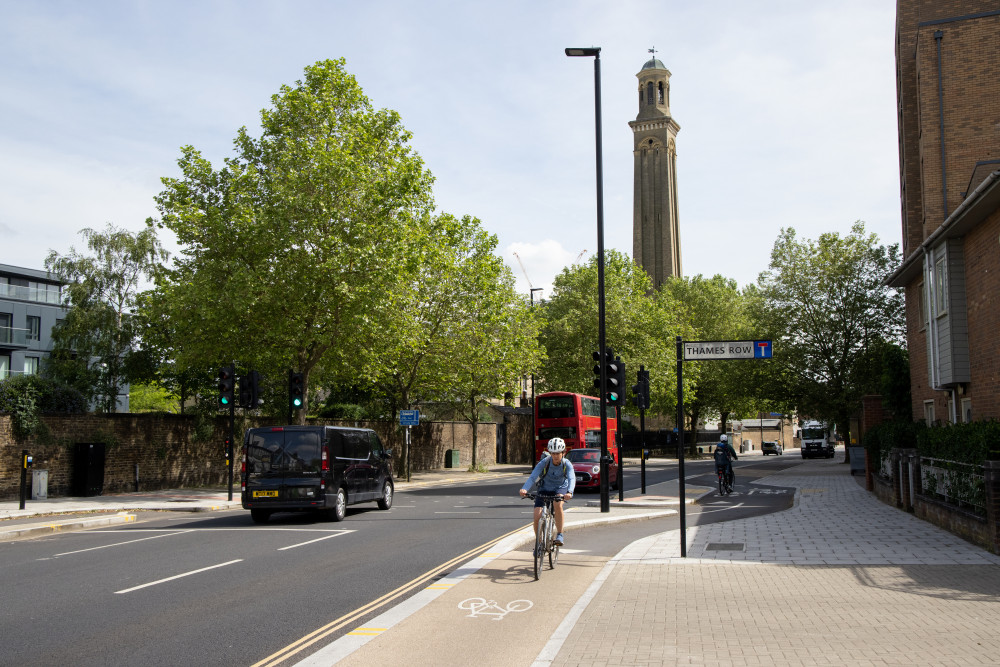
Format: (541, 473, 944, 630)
(648, 47, 657, 57)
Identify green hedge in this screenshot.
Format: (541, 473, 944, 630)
(0, 375, 87, 414)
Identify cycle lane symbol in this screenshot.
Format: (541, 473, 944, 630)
(458, 597, 533, 620)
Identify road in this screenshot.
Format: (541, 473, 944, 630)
(0, 455, 797, 666)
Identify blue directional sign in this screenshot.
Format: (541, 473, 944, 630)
(399, 409, 420, 426)
(754, 340, 773, 358)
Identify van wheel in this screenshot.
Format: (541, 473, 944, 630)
(326, 487, 347, 522)
(250, 509, 271, 524)
(377, 480, 394, 510)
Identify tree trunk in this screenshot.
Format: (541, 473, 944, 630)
(470, 393, 478, 470)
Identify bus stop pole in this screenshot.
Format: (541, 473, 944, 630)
(676, 336, 686, 558)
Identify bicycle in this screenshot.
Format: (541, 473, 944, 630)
(524, 492, 565, 580)
(716, 466, 735, 495)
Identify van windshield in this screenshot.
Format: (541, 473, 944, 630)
(246, 430, 322, 474)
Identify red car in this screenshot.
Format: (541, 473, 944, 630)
(567, 448, 619, 491)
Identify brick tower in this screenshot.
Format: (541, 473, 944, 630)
(630, 53, 682, 288)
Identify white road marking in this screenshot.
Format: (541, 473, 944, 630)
(115, 559, 243, 594)
(49, 530, 192, 558)
(433, 511, 481, 514)
(278, 531, 351, 550)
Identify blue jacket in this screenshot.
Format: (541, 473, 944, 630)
(522, 455, 576, 495)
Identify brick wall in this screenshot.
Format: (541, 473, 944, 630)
(0, 412, 534, 500)
(897, 1, 1000, 422)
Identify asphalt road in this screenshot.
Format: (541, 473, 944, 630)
(0, 455, 798, 666)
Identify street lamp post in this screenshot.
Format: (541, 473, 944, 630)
(530, 287, 543, 459)
(565, 46, 610, 513)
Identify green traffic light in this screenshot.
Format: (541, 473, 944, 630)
(293, 397, 302, 407)
(221, 397, 230, 405)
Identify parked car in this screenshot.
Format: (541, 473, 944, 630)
(567, 447, 619, 491)
(242, 425, 393, 523)
(761, 440, 783, 456)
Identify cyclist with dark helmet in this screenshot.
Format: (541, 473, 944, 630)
(520, 437, 576, 546)
(714, 434, 739, 492)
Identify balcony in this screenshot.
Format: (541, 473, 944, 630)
(0, 326, 29, 347)
(0, 282, 63, 305)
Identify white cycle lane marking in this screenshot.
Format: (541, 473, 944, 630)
(115, 559, 243, 594)
(458, 597, 533, 620)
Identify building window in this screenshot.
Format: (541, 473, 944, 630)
(916, 281, 927, 330)
(26, 316, 40, 341)
(647, 82, 654, 105)
(934, 255, 947, 315)
(0, 354, 8, 380)
(657, 81, 664, 104)
(24, 356, 39, 375)
(923, 400, 935, 426)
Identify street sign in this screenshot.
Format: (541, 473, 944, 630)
(683, 340, 773, 360)
(399, 409, 420, 426)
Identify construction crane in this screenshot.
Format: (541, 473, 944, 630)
(512, 251, 534, 289)
(575, 249, 588, 263)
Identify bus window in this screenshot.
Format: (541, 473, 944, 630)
(539, 427, 577, 441)
(581, 397, 601, 417)
(538, 396, 575, 419)
(584, 430, 602, 447)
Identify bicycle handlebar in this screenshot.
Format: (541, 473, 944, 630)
(523, 492, 566, 501)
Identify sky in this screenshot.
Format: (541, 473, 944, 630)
(0, 0, 900, 298)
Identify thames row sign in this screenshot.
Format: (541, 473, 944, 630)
(683, 340, 773, 361)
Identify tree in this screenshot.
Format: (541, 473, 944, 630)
(538, 251, 696, 416)
(441, 237, 543, 470)
(375, 213, 543, 425)
(663, 275, 775, 436)
(152, 59, 435, 422)
(45, 223, 167, 412)
(757, 222, 904, 456)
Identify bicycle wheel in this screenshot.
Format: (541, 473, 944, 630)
(548, 514, 559, 569)
(533, 520, 544, 580)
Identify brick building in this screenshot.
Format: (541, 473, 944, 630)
(886, 1, 1000, 424)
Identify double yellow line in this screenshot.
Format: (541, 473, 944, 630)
(252, 524, 527, 666)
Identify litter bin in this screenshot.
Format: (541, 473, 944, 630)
(445, 449, 460, 468)
(31, 470, 48, 500)
(73, 442, 106, 497)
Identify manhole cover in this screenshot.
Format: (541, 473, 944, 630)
(706, 543, 745, 551)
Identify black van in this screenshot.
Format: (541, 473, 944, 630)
(241, 425, 394, 523)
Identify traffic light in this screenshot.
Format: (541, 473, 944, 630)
(218, 365, 235, 407)
(633, 368, 650, 410)
(238, 375, 252, 408)
(608, 356, 626, 406)
(289, 371, 305, 411)
(248, 370, 262, 409)
(592, 350, 604, 394)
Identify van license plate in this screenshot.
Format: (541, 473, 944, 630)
(253, 490, 279, 498)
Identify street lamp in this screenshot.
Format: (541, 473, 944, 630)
(530, 287, 543, 458)
(565, 46, 610, 513)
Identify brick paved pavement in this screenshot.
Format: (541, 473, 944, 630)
(541, 459, 1000, 666)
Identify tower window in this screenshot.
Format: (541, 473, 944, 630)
(647, 82, 654, 105)
(658, 82, 664, 104)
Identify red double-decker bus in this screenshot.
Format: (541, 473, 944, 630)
(534, 391, 618, 463)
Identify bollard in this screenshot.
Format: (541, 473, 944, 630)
(19, 450, 33, 510)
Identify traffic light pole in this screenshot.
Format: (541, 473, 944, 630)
(616, 403, 624, 502)
(228, 362, 235, 502)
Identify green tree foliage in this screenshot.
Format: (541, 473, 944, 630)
(44, 224, 167, 412)
(537, 251, 696, 415)
(757, 222, 904, 447)
(151, 59, 435, 422)
(129, 381, 180, 413)
(663, 275, 777, 433)
(377, 213, 544, 425)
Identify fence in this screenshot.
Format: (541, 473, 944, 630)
(869, 447, 1000, 554)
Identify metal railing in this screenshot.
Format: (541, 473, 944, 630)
(0, 282, 62, 304)
(0, 326, 29, 346)
(919, 456, 986, 516)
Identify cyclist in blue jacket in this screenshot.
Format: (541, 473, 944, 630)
(520, 437, 575, 546)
